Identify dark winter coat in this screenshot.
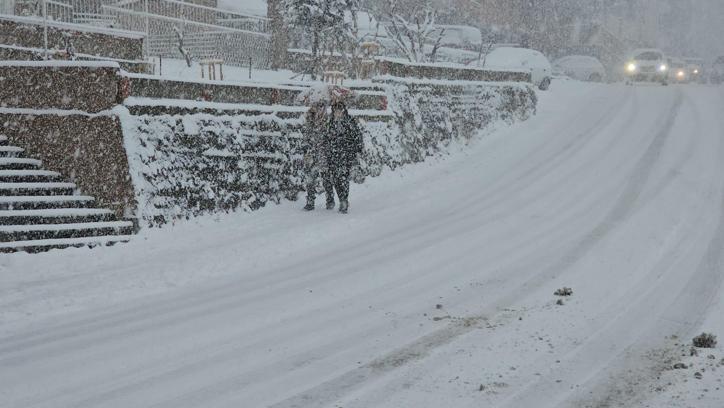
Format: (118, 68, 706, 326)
(323, 112, 364, 170)
(301, 112, 328, 169)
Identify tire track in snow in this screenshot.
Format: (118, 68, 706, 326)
(560, 87, 724, 408)
(265, 90, 685, 408)
(490, 87, 722, 408)
(0, 87, 652, 408)
(0, 90, 635, 360)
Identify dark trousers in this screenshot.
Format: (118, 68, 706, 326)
(305, 165, 321, 202)
(323, 165, 351, 203)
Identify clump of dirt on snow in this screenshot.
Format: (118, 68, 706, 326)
(554, 287, 573, 297)
(692, 333, 717, 349)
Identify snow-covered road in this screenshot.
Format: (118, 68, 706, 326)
(2, 82, 724, 407)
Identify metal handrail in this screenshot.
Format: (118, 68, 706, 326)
(101, 5, 270, 38)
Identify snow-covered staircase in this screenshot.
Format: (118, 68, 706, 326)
(0, 135, 134, 253)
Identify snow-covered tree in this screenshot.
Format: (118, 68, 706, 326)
(268, 0, 289, 70)
(283, 0, 360, 79)
(384, 1, 446, 63)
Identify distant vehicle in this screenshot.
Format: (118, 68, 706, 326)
(553, 55, 606, 82)
(668, 57, 689, 83)
(710, 56, 724, 84)
(624, 49, 669, 85)
(471, 47, 553, 90)
(684, 58, 705, 83)
(431, 25, 482, 52)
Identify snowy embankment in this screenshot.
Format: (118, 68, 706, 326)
(1, 82, 724, 408)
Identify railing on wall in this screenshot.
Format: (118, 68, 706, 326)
(146, 31, 271, 69)
(0, 0, 272, 69)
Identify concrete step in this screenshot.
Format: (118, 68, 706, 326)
(0, 182, 76, 196)
(0, 170, 65, 183)
(0, 235, 133, 253)
(0, 140, 136, 252)
(0, 195, 96, 210)
(0, 146, 25, 158)
(0, 208, 115, 225)
(0, 158, 42, 170)
(0, 220, 135, 242)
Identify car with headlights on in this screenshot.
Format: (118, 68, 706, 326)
(624, 49, 669, 85)
(710, 56, 724, 84)
(684, 58, 705, 83)
(668, 57, 689, 83)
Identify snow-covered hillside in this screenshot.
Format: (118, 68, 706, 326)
(1, 82, 724, 407)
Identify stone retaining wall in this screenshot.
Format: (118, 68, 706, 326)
(0, 17, 144, 61)
(127, 75, 388, 111)
(0, 111, 135, 218)
(121, 78, 536, 226)
(377, 58, 532, 82)
(0, 44, 153, 74)
(0, 62, 120, 112)
(0, 62, 537, 227)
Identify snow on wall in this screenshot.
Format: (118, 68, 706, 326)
(118, 108, 306, 225)
(120, 79, 536, 226)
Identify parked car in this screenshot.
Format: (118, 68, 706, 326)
(431, 25, 483, 52)
(710, 56, 724, 84)
(553, 55, 606, 82)
(624, 48, 669, 85)
(471, 47, 553, 90)
(668, 57, 689, 83)
(684, 58, 705, 83)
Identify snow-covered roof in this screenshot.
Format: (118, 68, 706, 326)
(217, 0, 267, 17)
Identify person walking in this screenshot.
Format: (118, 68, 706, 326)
(301, 101, 328, 211)
(322, 100, 364, 214)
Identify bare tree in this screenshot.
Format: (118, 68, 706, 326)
(384, 1, 446, 63)
(173, 26, 193, 67)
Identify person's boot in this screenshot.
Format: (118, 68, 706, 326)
(339, 200, 349, 214)
(326, 196, 335, 210)
(303, 197, 315, 211)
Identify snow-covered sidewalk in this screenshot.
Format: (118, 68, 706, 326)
(1, 82, 723, 408)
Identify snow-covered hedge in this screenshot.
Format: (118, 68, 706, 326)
(121, 79, 536, 225)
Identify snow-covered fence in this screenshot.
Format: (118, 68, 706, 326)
(145, 30, 271, 69)
(1, 0, 271, 68)
(101, 0, 269, 32)
(101, 3, 271, 68)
